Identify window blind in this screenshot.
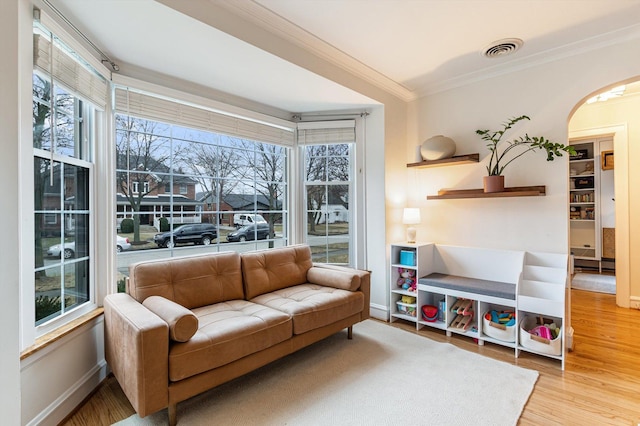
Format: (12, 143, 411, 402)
(297, 120, 356, 144)
(114, 88, 295, 147)
(33, 33, 108, 109)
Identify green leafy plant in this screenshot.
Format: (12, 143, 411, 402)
(35, 295, 62, 322)
(120, 218, 134, 233)
(476, 115, 576, 176)
(117, 277, 127, 293)
(159, 216, 169, 232)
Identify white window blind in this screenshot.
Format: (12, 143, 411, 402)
(114, 88, 295, 146)
(33, 33, 108, 109)
(297, 120, 356, 144)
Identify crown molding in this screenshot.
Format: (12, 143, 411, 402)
(418, 23, 640, 97)
(212, 1, 640, 103)
(217, 0, 417, 103)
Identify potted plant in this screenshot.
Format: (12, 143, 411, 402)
(476, 115, 576, 192)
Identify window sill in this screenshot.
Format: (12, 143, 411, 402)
(20, 307, 104, 360)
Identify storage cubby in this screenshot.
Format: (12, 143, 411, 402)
(569, 136, 614, 272)
(569, 140, 598, 265)
(390, 291, 418, 321)
(516, 252, 568, 368)
(391, 243, 568, 369)
(518, 314, 564, 358)
(446, 296, 478, 338)
(479, 302, 517, 346)
(417, 290, 447, 330)
(389, 243, 432, 325)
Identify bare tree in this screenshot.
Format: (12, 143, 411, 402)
(115, 115, 173, 243)
(303, 143, 350, 233)
(32, 76, 75, 275)
(304, 145, 326, 233)
(236, 139, 286, 247)
(178, 142, 241, 224)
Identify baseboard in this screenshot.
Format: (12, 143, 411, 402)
(369, 303, 389, 321)
(25, 360, 109, 426)
(630, 296, 640, 310)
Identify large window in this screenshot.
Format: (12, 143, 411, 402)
(114, 109, 289, 286)
(31, 23, 105, 326)
(299, 121, 355, 265)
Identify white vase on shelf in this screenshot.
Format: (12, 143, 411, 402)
(421, 135, 456, 161)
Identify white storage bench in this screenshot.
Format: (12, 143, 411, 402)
(394, 243, 568, 369)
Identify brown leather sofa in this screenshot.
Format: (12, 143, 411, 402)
(104, 244, 370, 425)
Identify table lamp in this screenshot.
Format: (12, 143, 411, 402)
(403, 208, 421, 243)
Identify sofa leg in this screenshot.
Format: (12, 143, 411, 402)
(347, 326, 353, 340)
(168, 403, 177, 426)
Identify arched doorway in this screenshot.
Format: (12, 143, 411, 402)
(568, 80, 640, 308)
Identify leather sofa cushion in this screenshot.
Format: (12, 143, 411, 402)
(168, 300, 292, 381)
(128, 251, 244, 309)
(250, 284, 364, 335)
(142, 296, 198, 342)
(242, 245, 313, 299)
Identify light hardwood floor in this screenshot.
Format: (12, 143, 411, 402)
(63, 288, 640, 425)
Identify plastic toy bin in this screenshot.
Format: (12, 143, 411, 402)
(519, 315, 562, 356)
(396, 301, 417, 317)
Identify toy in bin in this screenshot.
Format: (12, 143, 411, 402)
(421, 305, 438, 322)
(484, 310, 516, 327)
(449, 298, 474, 331)
(401, 295, 416, 304)
(396, 267, 417, 292)
(528, 317, 560, 340)
(396, 301, 417, 317)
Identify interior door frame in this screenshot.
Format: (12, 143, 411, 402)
(568, 125, 629, 308)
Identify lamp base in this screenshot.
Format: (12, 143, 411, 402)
(406, 226, 417, 243)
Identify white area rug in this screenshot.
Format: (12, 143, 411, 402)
(571, 273, 616, 294)
(116, 320, 538, 426)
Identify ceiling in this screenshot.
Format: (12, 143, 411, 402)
(48, 0, 640, 114)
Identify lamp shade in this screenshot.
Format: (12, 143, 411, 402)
(402, 208, 421, 225)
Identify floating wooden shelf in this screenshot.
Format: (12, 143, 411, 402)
(407, 153, 479, 168)
(427, 185, 546, 200)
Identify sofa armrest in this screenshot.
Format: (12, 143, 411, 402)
(309, 264, 371, 320)
(104, 293, 169, 417)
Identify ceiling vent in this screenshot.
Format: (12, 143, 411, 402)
(482, 38, 523, 58)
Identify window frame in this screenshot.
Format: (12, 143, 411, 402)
(32, 148, 96, 335)
(113, 108, 291, 272)
(297, 119, 364, 267)
(301, 142, 355, 265)
(21, 14, 109, 347)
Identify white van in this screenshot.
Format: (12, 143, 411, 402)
(233, 213, 266, 228)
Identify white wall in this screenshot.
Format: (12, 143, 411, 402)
(406, 34, 640, 305)
(0, 0, 25, 424)
(21, 319, 108, 426)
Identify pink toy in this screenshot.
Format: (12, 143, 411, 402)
(396, 268, 417, 291)
(530, 325, 552, 340)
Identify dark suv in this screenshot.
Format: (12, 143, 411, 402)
(153, 223, 218, 248)
(226, 223, 270, 242)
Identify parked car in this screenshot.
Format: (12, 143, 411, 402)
(117, 235, 132, 252)
(226, 223, 270, 242)
(233, 213, 266, 228)
(153, 223, 218, 248)
(47, 235, 131, 259)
